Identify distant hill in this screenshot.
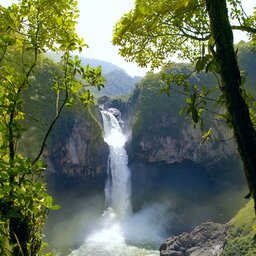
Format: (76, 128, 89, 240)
(80, 58, 123, 74)
(46, 52, 141, 96)
(46, 52, 123, 74)
(95, 69, 141, 97)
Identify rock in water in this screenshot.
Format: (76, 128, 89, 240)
(160, 222, 229, 256)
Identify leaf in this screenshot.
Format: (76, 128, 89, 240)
(51, 204, 61, 210)
(199, 118, 204, 131)
(191, 108, 199, 123)
(186, 97, 192, 104)
(180, 106, 188, 115)
(202, 43, 205, 57)
(7, 209, 20, 218)
(191, 93, 196, 105)
(202, 128, 212, 142)
(65, 98, 74, 108)
(195, 57, 205, 72)
(45, 195, 53, 207)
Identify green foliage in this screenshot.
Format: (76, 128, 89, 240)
(113, 0, 205, 68)
(0, 0, 105, 255)
(113, 0, 255, 69)
(130, 67, 189, 153)
(130, 63, 220, 148)
(0, 156, 59, 256)
(222, 200, 256, 256)
(114, 0, 256, 145)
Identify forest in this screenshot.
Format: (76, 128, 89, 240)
(1, 0, 256, 256)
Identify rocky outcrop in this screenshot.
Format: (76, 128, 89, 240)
(160, 222, 230, 256)
(47, 108, 109, 177)
(125, 69, 237, 166)
(130, 121, 235, 166)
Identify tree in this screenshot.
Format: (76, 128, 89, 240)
(0, 0, 104, 255)
(113, 0, 256, 209)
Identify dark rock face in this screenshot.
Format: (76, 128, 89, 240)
(130, 121, 235, 166)
(47, 108, 109, 177)
(124, 77, 237, 167)
(160, 222, 230, 256)
(98, 96, 128, 116)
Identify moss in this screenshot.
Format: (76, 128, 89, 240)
(222, 200, 256, 256)
(86, 105, 104, 149)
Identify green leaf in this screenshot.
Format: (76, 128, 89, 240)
(191, 108, 199, 123)
(45, 195, 53, 207)
(7, 209, 20, 218)
(202, 128, 212, 142)
(51, 204, 61, 210)
(195, 57, 205, 72)
(186, 97, 192, 104)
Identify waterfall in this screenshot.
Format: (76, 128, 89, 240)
(68, 109, 159, 256)
(101, 110, 131, 219)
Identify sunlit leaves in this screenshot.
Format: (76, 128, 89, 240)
(113, 0, 255, 70)
(0, 154, 60, 254)
(113, 0, 209, 68)
(0, 0, 105, 254)
(0, 155, 57, 223)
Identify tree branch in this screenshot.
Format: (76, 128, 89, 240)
(32, 88, 69, 165)
(32, 52, 71, 165)
(231, 25, 256, 34)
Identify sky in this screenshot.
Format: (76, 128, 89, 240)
(76, 0, 255, 77)
(76, 0, 148, 77)
(3, 0, 256, 77)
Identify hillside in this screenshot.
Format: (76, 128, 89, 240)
(46, 52, 141, 96)
(222, 200, 256, 256)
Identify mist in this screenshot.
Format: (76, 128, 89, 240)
(44, 154, 247, 255)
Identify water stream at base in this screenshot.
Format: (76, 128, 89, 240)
(68, 109, 159, 256)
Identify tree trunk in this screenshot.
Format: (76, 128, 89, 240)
(206, 0, 256, 210)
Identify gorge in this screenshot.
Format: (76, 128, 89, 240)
(2, 2, 256, 255)
(23, 43, 255, 255)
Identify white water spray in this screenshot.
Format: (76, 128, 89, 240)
(69, 109, 159, 256)
(101, 110, 132, 219)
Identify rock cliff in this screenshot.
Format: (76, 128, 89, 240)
(130, 118, 233, 166)
(125, 69, 237, 166)
(160, 222, 229, 256)
(46, 107, 109, 177)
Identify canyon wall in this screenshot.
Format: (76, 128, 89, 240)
(46, 107, 109, 177)
(124, 67, 237, 167)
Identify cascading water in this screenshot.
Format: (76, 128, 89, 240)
(69, 109, 159, 256)
(101, 110, 132, 219)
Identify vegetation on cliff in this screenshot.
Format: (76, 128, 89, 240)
(222, 200, 256, 256)
(127, 45, 256, 165)
(113, 0, 256, 210)
(1, 0, 256, 254)
(20, 58, 107, 177)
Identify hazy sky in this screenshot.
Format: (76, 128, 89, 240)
(77, 0, 255, 76)
(76, 0, 147, 77)
(3, 0, 256, 76)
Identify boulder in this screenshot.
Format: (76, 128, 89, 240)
(160, 222, 229, 256)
